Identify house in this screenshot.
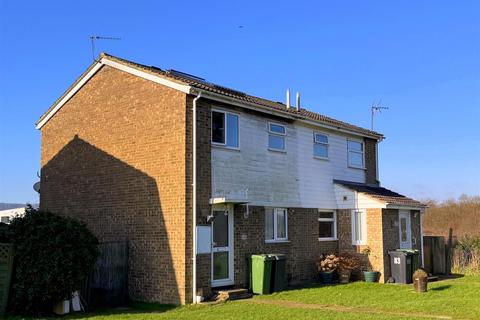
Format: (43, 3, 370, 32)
(36, 53, 426, 305)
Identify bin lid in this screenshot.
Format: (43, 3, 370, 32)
(396, 249, 418, 255)
(269, 254, 287, 260)
(251, 254, 275, 261)
(388, 251, 407, 256)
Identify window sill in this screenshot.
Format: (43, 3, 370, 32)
(348, 165, 366, 170)
(268, 148, 287, 153)
(314, 156, 329, 161)
(212, 143, 240, 152)
(265, 240, 290, 244)
(352, 242, 367, 246)
(318, 238, 338, 242)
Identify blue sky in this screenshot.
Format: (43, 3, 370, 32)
(0, 1, 479, 203)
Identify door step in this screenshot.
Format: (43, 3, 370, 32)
(216, 288, 252, 301)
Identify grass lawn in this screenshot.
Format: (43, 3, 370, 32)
(9, 275, 480, 320)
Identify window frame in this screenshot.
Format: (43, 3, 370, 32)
(313, 132, 329, 160)
(211, 109, 240, 150)
(351, 209, 367, 245)
(267, 122, 287, 152)
(347, 139, 365, 169)
(265, 208, 289, 243)
(318, 210, 337, 241)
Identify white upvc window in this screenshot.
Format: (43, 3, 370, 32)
(268, 122, 286, 152)
(313, 132, 329, 159)
(347, 139, 364, 168)
(318, 210, 337, 241)
(211, 110, 239, 148)
(351, 209, 367, 245)
(265, 208, 288, 242)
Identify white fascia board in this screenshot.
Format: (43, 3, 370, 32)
(194, 89, 382, 141)
(102, 59, 192, 94)
(36, 58, 193, 130)
(36, 62, 104, 129)
(386, 204, 426, 211)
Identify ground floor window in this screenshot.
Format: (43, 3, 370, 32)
(265, 208, 288, 242)
(351, 209, 367, 245)
(318, 210, 337, 241)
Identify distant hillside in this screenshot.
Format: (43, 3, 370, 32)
(0, 203, 38, 211)
(423, 195, 480, 239)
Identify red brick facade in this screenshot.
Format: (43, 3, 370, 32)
(39, 62, 421, 305)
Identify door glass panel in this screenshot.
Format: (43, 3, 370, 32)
(213, 252, 229, 280)
(213, 211, 228, 247)
(400, 217, 407, 242)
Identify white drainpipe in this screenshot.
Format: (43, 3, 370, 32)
(420, 210, 425, 267)
(192, 91, 202, 304)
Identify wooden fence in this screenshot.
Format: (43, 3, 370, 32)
(0, 243, 14, 316)
(423, 229, 453, 275)
(83, 240, 129, 308)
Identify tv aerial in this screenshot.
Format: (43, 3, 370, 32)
(371, 100, 389, 131)
(89, 35, 121, 61)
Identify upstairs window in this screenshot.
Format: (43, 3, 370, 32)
(313, 133, 329, 159)
(212, 110, 239, 148)
(347, 140, 364, 168)
(268, 123, 286, 151)
(318, 211, 337, 240)
(265, 208, 288, 242)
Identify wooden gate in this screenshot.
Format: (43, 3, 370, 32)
(83, 240, 128, 308)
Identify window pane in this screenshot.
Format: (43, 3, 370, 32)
(348, 140, 363, 151)
(265, 210, 274, 240)
(269, 123, 286, 134)
(314, 133, 328, 144)
(354, 211, 363, 242)
(349, 151, 363, 167)
(276, 209, 287, 239)
(268, 135, 285, 150)
(319, 221, 334, 238)
(212, 111, 225, 143)
(314, 144, 328, 158)
(319, 211, 334, 219)
(226, 114, 239, 148)
(213, 252, 229, 280)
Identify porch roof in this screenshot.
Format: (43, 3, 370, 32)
(333, 180, 427, 209)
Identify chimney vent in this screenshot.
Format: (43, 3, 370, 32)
(295, 92, 301, 111)
(286, 89, 291, 109)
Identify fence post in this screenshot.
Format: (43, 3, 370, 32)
(445, 228, 453, 275)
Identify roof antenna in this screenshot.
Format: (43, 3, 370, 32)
(371, 100, 389, 130)
(89, 36, 121, 61)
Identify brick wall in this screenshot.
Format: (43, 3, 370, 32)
(233, 205, 338, 287)
(40, 65, 190, 304)
(364, 138, 378, 185)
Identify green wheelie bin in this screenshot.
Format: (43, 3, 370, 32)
(251, 254, 274, 294)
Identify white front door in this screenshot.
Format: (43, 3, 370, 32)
(399, 210, 412, 249)
(211, 204, 234, 287)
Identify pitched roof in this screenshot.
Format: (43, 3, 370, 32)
(36, 53, 384, 140)
(333, 180, 426, 208)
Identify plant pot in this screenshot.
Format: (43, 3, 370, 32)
(363, 271, 379, 283)
(338, 269, 351, 284)
(321, 271, 335, 284)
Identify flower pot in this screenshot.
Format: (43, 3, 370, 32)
(321, 271, 335, 284)
(338, 269, 351, 284)
(363, 271, 379, 283)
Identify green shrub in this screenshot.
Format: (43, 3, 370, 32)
(8, 205, 98, 315)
